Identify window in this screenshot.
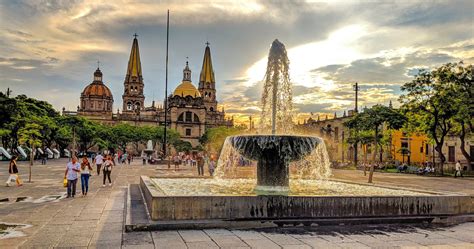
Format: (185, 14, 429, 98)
(210, 107, 214, 111)
(127, 102, 132, 110)
(186, 128, 191, 136)
(193, 114, 200, 123)
(208, 92, 211, 98)
(401, 142, 408, 148)
(420, 146, 423, 153)
(135, 102, 140, 110)
(178, 113, 184, 122)
(90, 102, 94, 108)
(448, 146, 455, 162)
(426, 144, 429, 155)
(185, 112, 192, 122)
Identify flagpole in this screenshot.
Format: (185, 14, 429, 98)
(163, 10, 169, 158)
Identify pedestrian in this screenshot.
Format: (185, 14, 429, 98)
(94, 153, 104, 175)
(6, 155, 22, 187)
(191, 155, 197, 167)
(41, 148, 48, 165)
(122, 152, 128, 165)
(127, 154, 131, 165)
(65, 156, 80, 198)
(455, 160, 463, 178)
(208, 159, 215, 176)
(173, 154, 180, 170)
(103, 155, 114, 187)
(80, 156, 93, 196)
(197, 154, 204, 176)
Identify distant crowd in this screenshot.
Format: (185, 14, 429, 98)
(171, 152, 216, 176)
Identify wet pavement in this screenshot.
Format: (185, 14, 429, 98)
(0, 158, 473, 248)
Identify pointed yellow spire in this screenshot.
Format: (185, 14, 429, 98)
(199, 42, 215, 84)
(126, 34, 142, 78)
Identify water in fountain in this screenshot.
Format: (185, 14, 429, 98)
(214, 39, 331, 193)
(260, 39, 293, 134)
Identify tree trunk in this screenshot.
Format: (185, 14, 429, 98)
(459, 122, 472, 170)
(435, 143, 445, 175)
(368, 128, 378, 183)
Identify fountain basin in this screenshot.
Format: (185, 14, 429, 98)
(228, 135, 320, 192)
(141, 176, 472, 222)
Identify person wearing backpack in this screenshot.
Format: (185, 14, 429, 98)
(102, 155, 114, 187)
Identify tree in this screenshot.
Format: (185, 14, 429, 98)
(199, 126, 245, 154)
(399, 62, 469, 174)
(173, 140, 193, 153)
(18, 123, 43, 182)
(344, 105, 406, 183)
(443, 62, 473, 170)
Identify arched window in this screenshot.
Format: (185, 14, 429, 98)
(127, 102, 132, 110)
(135, 102, 140, 110)
(185, 111, 192, 122)
(177, 113, 184, 122)
(210, 107, 214, 112)
(207, 83, 210, 88)
(208, 92, 211, 98)
(193, 114, 200, 123)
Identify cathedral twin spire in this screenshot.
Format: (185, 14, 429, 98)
(126, 34, 142, 80)
(199, 42, 215, 84)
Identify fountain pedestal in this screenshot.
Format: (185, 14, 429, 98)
(229, 135, 320, 194)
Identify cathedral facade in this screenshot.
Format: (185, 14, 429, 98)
(75, 36, 233, 146)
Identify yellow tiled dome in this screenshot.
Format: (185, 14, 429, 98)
(173, 81, 201, 97)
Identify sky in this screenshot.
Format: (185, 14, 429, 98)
(0, 0, 473, 126)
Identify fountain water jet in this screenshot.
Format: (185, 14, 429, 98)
(217, 39, 331, 194)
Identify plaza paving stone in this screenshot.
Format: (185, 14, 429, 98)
(0, 158, 473, 248)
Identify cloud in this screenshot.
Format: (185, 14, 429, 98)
(0, 0, 472, 118)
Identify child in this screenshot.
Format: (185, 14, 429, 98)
(209, 159, 215, 176)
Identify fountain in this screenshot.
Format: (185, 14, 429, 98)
(134, 39, 471, 229)
(223, 39, 327, 194)
(142, 140, 155, 159)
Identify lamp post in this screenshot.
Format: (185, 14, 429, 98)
(353, 82, 360, 168)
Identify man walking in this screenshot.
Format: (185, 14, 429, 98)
(65, 156, 80, 198)
(94, 153, 104, 175)
(197, 154, 204, 176)
(455, 160, 463, 178)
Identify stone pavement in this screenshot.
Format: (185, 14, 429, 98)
(0, 158, 472, 248)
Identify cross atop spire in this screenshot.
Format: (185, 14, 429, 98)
(205, 41, 210, 47)
(97, 60, 100, 69)
(133, 33, 138, 39)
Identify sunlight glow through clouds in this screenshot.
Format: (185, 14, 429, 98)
(245, 24, 371, 90)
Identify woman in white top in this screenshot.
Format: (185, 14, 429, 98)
(80, 156, 93, 196)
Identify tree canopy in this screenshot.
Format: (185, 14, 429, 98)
(400, 61, 473, 172)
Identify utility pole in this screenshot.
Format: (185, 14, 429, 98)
(163, 10, 170, 158)
(72, 126, 76, 158)
(353, 82, 360, 169)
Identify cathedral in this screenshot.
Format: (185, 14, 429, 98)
(74, 36, 233, 146)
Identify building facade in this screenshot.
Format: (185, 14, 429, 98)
(73, 36, 233, 146)
(299, 108, 473, 171)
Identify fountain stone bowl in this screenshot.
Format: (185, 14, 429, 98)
(228, 135, 321, 194)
